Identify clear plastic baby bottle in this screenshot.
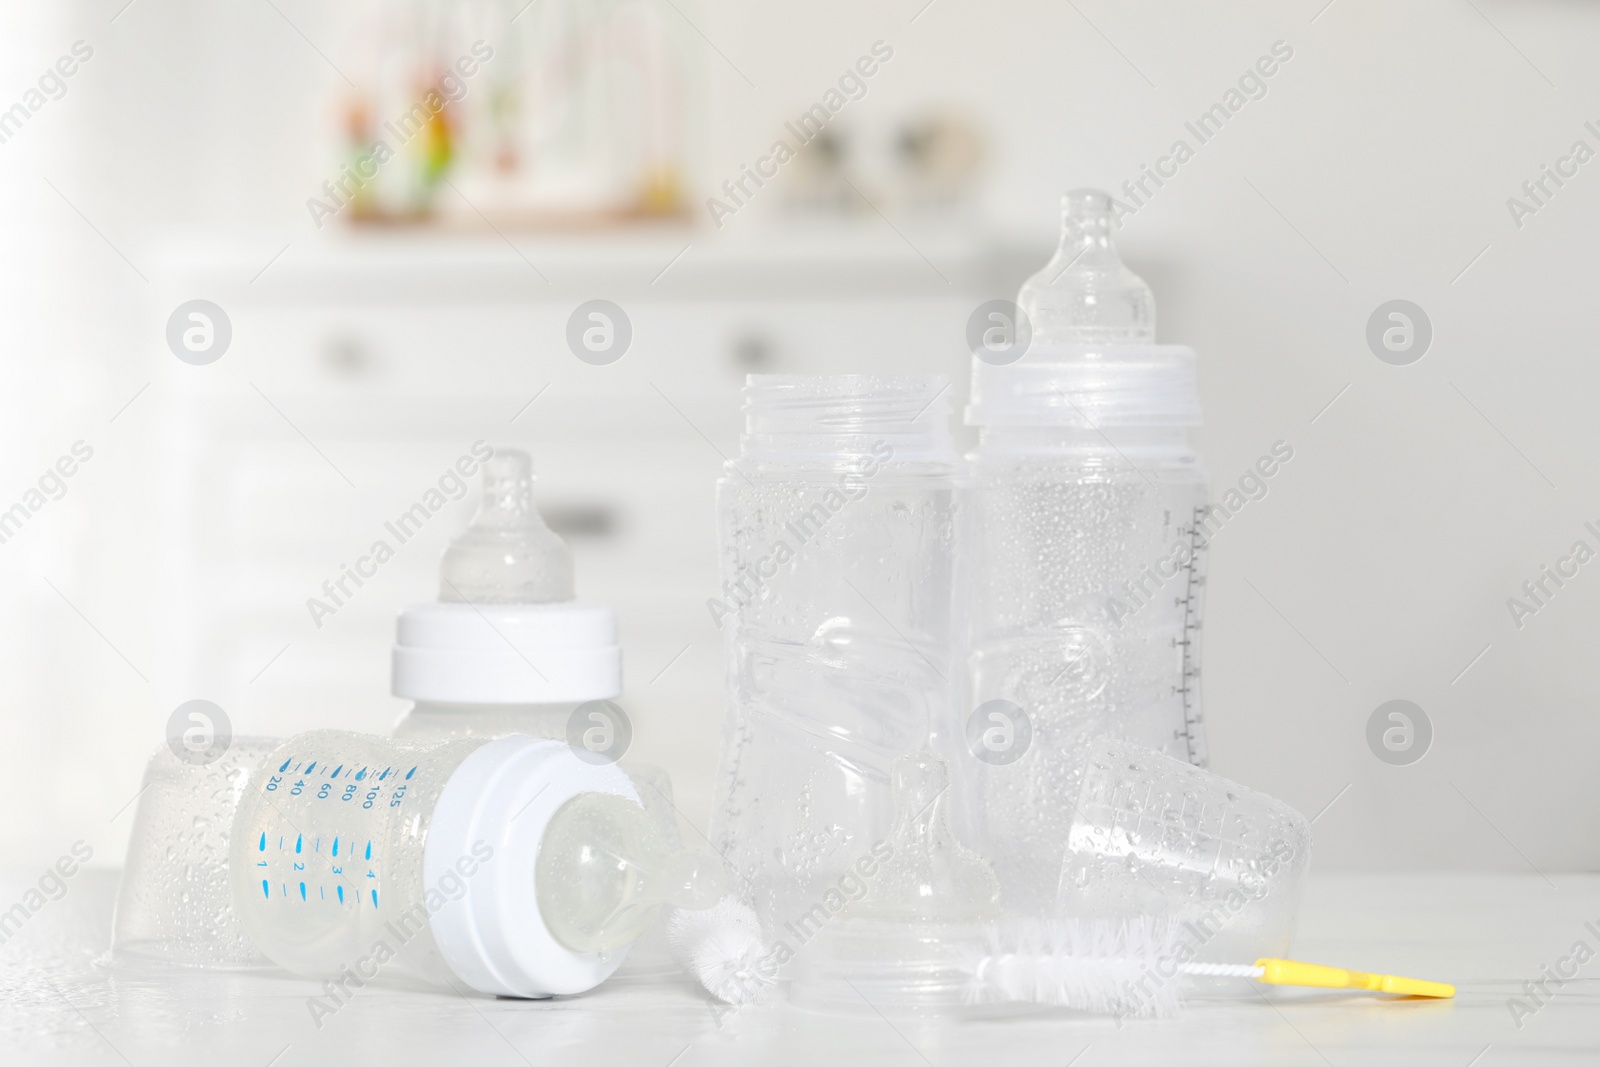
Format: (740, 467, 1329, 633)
(227, 730, 724, 997)
(707, 375, 967, 946)
(964, 190, 1211, 914)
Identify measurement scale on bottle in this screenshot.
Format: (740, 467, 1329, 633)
(252, 754, 419, 909)
(1172, 505, 1210, 768)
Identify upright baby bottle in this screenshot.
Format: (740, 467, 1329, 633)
(227, 730, 725, 997)
(707, 375, 968, 945)
(965, 190, 1211, 912)
(391, 449, 622, 746)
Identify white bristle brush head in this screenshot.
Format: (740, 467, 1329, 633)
(665, 896, 769, 1006)
(957, 917, 1186, 1019)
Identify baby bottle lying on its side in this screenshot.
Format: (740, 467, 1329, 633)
(228, 730, 725, 999)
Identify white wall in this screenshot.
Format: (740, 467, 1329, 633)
(2, 0, 1597, 876)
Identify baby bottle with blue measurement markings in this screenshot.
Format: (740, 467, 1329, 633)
(228, 730, 726, 997)
(964, 189, 1212, 915)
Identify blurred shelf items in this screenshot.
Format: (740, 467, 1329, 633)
(331, 0, 689, 229)
(322, 1, 986, 231)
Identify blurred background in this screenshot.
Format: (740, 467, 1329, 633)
(2, 0, 1597, 876)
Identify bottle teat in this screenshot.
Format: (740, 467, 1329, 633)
(852, 753, 1000, 923)
(1017, 188, 1155, 345)
(537, 792, 730, 953)
(440, 449, 574, 604)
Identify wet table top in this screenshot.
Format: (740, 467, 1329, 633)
(2, 869, 1596, 1066)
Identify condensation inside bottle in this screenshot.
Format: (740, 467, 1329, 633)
(439, 450, 574, 604)
(1017, 188, 1156, 345)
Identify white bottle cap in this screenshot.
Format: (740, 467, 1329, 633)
(425, 735, 639, 997)
(391, 601, 622, 704)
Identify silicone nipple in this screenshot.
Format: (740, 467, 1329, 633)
(853, 753, 1000, 923)
(1017, 188, 1155, 345)
(439, 449, 574, 604)
(537, 792, 730, 953)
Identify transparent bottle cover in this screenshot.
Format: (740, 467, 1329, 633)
(110, 738, 283, 970)
(1055, 738, 1310, 966)
(788, 754, 1002, 1014)
(439, 449, 573, 604)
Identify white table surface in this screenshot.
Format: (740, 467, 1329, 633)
(3, 869, 1595, 1066)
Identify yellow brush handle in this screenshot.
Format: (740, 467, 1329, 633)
(1254, 958, 1455, 999)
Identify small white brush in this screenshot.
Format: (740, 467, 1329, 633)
(959, 917, 1191, 1018)
(959, 917, 1453, 1018)
(665, 896, 770, 1005)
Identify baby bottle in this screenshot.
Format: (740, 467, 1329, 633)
(707, 375, 967, 944)
(964, 189, 1211, 913)
(391, 449, 622, 746)
(227, 730, 725, 997)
